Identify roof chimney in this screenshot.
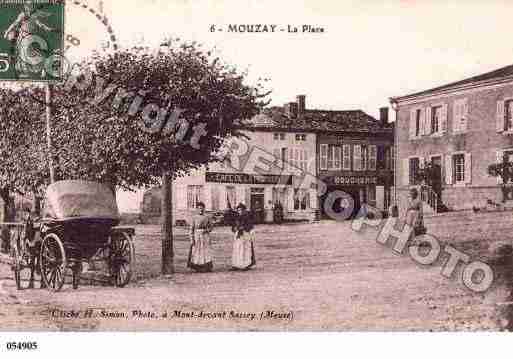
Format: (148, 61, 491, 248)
(284, 102, 298, 118)
(379, 107, 389, 127)
(296, 95, 306, 116)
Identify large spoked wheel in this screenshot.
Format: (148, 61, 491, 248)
(40, 234, 67, 292)
(109, 232, 135, 288)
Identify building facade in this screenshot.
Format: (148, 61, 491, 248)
(317, 111, 394, 217)
(141, 95, 394, 224)
(391, 64, 513, 214)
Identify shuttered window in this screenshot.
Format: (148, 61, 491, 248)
(369, 145, 377, 171)
(354, 145, 362, 171)
(342, 144, 351, 170)
(320, 144, 328, 170)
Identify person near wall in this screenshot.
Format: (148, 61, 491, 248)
(231, 203, 256, 271)
(404, 188, 426, 239)
(187, 202, 214, 273)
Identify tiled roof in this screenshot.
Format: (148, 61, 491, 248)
(391, 64, 513, 101)
(240, 107, 393, 134)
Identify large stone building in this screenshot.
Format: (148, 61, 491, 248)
(390, 64, 513, 213)
(141, 95, 394, 224)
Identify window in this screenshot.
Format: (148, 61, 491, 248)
(187, 185, 204, 209)
(226, 186, 236, 209)
(327, 145, 334, 170)
(453, 98, 468, 133)
(273, 147, 287, 169)
(385, 147, 391, 170)
(295, 134, 307, 141)
(409, 157, 420, 185)
(274, 133, 286, 140)
(415, 109, 422, 137)
(369, 145, 377, 171)
(431, 105, 442, 134)
(211, 186, 219, 211)
(453, 154, 465, 183)
(320, 144, 328, 170)
(293, 189, 309, 210)
(342, 144, 351, 170)
(409, 108, 423, 139)
(299, 149, 308, 171)
(354, 145, 363, 171)
(361, 145, 368, 171)
(506, 100, 513, 132)
(272, 187, 288, 207)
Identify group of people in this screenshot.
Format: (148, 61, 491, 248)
(187, 202, 256, 273)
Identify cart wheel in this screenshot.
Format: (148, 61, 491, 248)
(40, 234, 67, 292)
(110, 232, 135, 288)
(72, 262, 82, 290)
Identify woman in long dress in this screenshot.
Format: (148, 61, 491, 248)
(404, 188, 425, 238)
(187, 202, 214, 272)
(231, 203, 256, 271)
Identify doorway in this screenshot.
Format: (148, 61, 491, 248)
(250, 188, 265, 223)
(430, 156, 443, 199)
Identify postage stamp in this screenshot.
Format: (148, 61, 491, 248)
(0, 0, 65, 81)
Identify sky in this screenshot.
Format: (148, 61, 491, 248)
(9, 0, 513, 212)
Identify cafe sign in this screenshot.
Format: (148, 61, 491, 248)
(206, 172, 292, 185)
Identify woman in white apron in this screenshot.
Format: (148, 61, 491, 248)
(231, 203, 256, 271)
(187, 202, 214, 272)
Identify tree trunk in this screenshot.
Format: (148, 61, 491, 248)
(161, 172, 174, 274)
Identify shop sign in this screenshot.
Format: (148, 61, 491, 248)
(206, 172, 292, 185)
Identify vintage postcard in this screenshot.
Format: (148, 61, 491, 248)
(1, 0, 513, 348)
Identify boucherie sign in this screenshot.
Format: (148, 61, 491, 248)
(206, 172, 292, 185)
(329, 176, 379, 185)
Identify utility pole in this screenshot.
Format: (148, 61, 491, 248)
(45, 83, 55, 183)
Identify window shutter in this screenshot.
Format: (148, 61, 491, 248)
(403, 158, 410, 185)
(342, 144, 351, 170)
(320, 144, 328, 170)
(354, 145, 362, 171)
(425, 107, 432, 135)
(445, 154, 453, 185)
(419, 109, 427, 136)
(464, 152, 472, 184)
(440, 104, 448, 134)
(497, 150, 504, 184)
(497, 100, 505, 132)
(453, 101, 461, 133)
(461, 99, 469, 132)
(369, 145, 377, 170)
(409, 109, 416, 139)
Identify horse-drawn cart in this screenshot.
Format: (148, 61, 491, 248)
(0, 180, 136, 292)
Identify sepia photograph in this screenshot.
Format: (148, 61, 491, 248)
(1, 0, 513, 354)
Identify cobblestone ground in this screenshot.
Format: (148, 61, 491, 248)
(0, 220, 510, 331)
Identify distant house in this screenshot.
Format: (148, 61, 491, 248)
(390, 64, 513, 213)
